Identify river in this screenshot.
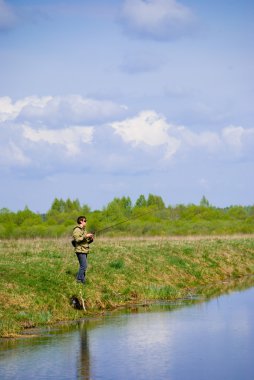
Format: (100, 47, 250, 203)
(1, 280, 254, 380)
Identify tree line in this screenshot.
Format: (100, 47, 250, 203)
(0, 194, 253, 238)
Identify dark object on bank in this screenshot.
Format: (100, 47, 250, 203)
(70, 296, 83, 310)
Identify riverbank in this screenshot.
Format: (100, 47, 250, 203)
(1, 236, 254, 337)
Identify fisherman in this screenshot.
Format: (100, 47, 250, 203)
(72, 216, 94, 284)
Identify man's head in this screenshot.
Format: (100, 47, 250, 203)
(77, 216, 87, 225)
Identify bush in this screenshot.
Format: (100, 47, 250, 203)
(0, 196, 253, 238)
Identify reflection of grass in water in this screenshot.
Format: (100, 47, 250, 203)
(0, 236, 254, 336)
(195, 275, 254, 299)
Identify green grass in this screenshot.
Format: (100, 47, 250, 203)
(1, 236, 254, 337)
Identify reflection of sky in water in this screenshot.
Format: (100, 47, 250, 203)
(89, 289, 254, 380)
(1, 287, 254, 380)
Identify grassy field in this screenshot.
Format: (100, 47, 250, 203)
(1, 235, 254, 337)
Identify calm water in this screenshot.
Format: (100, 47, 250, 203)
(1, 284, 254, 380)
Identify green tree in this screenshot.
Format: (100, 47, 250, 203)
(49, 198, 65, 213)
(200, 196, 210, 207)
(227, 206, 247, 220)
(81, 203, 91, 215)
(14, 206, 41, 226)
(0, 208, 13, 224)
(0, 208, 11, 214)
(64, 198, 82, 212)
(135, 194, 147, 208)
(104, 196, 132, 219)
(147, 194, 165, 209)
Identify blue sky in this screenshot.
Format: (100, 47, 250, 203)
(0, 0, 253, 212)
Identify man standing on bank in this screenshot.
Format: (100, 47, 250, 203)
(72, 216, 94, 284)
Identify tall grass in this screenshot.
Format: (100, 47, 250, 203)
(0, 236, 254, 337)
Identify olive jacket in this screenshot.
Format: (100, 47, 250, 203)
(72, 225, 93, 254)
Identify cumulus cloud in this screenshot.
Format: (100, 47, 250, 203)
(220, 125, 254, 162)
(110, 110, 222, 158)
(23, 125, 94, 156)
(0, 95, 127, 126)
(110, 110, 254, 160)
(0, 141, 30, 167)
(222, 125, 254, 153)
(0, 94, 126, 171)
(121, 0, 195, 41)
(0, 122, 94, 172)
(0, 96, 52, 122)
(177, 127, 221, 153)
(0, 95, 253, 175)
(0, 0, 17, 31)
(111, 110, 181, 158)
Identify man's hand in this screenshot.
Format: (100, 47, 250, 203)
(86, 233, 94, 244)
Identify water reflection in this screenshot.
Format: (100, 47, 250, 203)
(1, 276, 254, 380)
(77, 324, 90, 380)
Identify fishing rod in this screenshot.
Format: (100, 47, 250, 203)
(92, 206, 161, 235)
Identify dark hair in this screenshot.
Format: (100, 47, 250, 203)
(77, 216, 87, 224)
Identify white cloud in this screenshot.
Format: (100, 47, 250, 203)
(222, 125, 252, 150)
(110, 110, 181, 158)
(0, 95, 127, 125)
(0, 141, 30, 167)
(177, 127, 221, 152)
(0, 0, 17, 31)
(0, 96, 52, 122)
(0, 94, 126, 171)
(221, 125, 254, 160)
(0, 97, 253, 175)
(121, 0, 195, 40)
(110, 110, 254, 160)
(23, 125, 94, 156)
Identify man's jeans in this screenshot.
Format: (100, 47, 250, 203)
(76, 253, 88, 283)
